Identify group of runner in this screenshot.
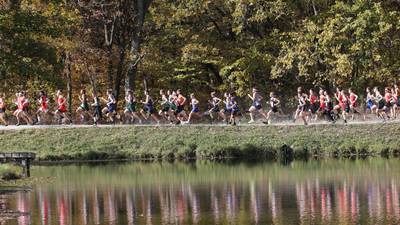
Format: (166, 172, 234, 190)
(0, 85, 399, 126)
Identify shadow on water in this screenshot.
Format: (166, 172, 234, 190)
(32, 148, 384, 169)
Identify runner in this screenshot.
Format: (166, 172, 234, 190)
(219, 92, 231, 124)
(332, 88, 342, 121)
(159, 89, 171, 122)
(91, 91, 102, 126)
(374, 87, 387, 121)
(101, 89, 117, 123)
(248, 88, 268, 123)
(0, 93, 8, 126)
(184, 93, 201, 124)
(333, 88, 349, 123)
(13, 91, 32, 126)
(174, 89, 188, 124)
(229, 92, 241, 125)
(323, 90, 335, 122)
(76, 89, 90, 123)
(384, 87, 395, 119)
(13, 92, 21, 125)
(21, 91, 34, 125)
(294, 87, 310, 125)
(140, 90, 160, 124)
(167, 90, 178, 123)
(348, 88, 361, 120)
(394, 84, 400, 118)
(341, 90, 350, 123)
(308, 89, 319, 122)
(391, 86, 398, 119)
(124, 90, 142, 124)
(36, 90, 50, 124)
(55, 90, 72, 124)
(207, 92, 222, 122)
(364, 87, 377, 120)
(264, 92, 280, 124)
(318, 89, 326, 119)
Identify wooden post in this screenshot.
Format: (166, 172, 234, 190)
(26, 159, 30, 178)
(20, 159, 30, 178)
(0, 152, 35, 178)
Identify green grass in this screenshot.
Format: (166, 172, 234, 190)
(0, 124, 399, 161)
(0, 164, 22, 180)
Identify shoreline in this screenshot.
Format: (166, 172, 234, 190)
(0, 122, 399, 161)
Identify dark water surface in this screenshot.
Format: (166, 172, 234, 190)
(2, 159, 400, 225)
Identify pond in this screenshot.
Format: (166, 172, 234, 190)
(1, 159, 400, 225)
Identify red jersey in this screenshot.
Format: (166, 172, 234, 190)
(176, 95, 185, 106)
(22, 98, 29, 110)
(57, 96, 67, 112)
(338, 94, 344, 104)
(17, 97, 25, 110)
(338, 94, 347, 110)
(310, 95, 317, 104)
(349, 94, 356, 102)
(349, 94, 357, 107)
(385, 93, 392, 103)
(40, 96, 48, 110)
(319, 95, 326, 109)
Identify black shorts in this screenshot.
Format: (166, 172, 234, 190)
(310, 103, 319, 114)
(176, 105, 185, 114)
(211, 106, 220, 113)
(143, 106, 156, 115)
(300, 105, 309, 112)
(345, 104, 351, 113)
(271, 106, 278, 113)
(223, 108, 232, 114)
(0, 108, 5, 113)
(161, 105, 170, 112)
(253, 104, 262, 110)
(93, 106, 102, 118)
(378, 101, 385, 110)
(231, 109, 240, 116)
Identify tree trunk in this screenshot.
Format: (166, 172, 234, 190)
(88, 67, 98, 97)
(107, 45, 114, 88)
(311, 0, 318, 16)
(202, 63, 223, 86)
(10, 0, 21, 10)
(125, 0, 152, 93)
(64, 52, 73, 113)
(114, 47, 126, 102)
(125, 32, 141, 92)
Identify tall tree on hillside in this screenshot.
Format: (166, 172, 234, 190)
(146, 0, 293, 96)
(79, 0, 152, 101)
(272, 1, 400, 91)
(0, 0, 80, 100)
(125, 0, 153, 93)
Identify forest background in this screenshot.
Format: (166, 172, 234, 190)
(1, 0, 400, 113)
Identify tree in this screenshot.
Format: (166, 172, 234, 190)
(272, 1, 400, 93)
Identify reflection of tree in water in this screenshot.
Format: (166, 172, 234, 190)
(3, 167, 400, 225)
(0, 190, 29, 225)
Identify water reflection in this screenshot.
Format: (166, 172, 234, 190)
(2, 160, 400, 225)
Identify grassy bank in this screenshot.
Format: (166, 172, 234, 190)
(0, 124, 399, 160)
(0, 164, 22, 180)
